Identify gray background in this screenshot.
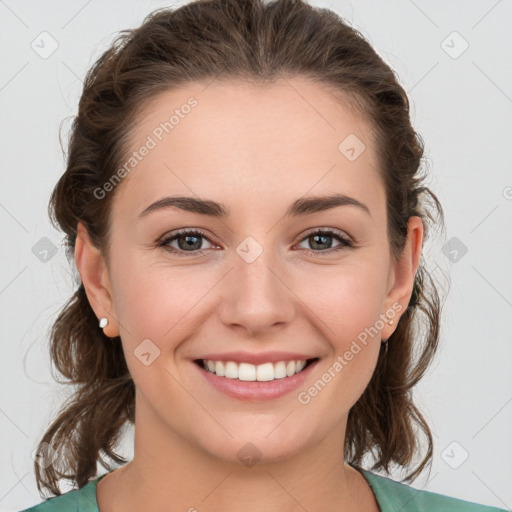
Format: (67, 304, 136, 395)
(1, 0, 511, 510)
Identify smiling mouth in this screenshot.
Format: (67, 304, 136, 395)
(193, 358, 319, 382)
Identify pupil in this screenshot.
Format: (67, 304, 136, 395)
(311, 234, 331, 250)
(180, 235, 201, 250)
(177, 234, 333, 252)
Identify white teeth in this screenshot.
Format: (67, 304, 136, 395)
(202, 359, 310, 381)
(255, 362, 273, 381)
(240, 363, 257, 381)
(296, 360, 307, 373)
(274, 361, 287, 379)
(215, 361, 225, 377)
(224, 361, 238, 379)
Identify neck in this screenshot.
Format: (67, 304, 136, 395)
(98, 399, 374, 512)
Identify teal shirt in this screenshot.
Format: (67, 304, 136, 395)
(19, 467, 508, 512)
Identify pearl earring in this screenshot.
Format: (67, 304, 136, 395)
(99, 317, 108, 329)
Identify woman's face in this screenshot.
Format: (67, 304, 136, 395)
(78, 77, 422, 467)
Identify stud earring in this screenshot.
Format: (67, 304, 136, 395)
(382, 315, 395, 357)
(99, 317, 108, 329)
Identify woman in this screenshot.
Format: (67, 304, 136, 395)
(19, 0, 507, 511)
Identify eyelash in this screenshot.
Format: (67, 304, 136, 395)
(157, 228, 354, 257)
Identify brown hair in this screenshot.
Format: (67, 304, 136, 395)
(35, 0, 446, 497)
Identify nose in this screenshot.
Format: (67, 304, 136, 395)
(217, 246, 295, 337)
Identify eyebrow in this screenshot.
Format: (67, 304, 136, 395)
(138, 193, 371, 219)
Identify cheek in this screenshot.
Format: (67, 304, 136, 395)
(109, 259, 220, 397)
(303, 262, 387, 343)
(295, 264, 386, 402)
(112, 248, 388, 347)
(110, 253, 220, 346)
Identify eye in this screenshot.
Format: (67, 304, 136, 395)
(158, 229, 216, 255)
(157, 227, 354, 257)
(296, 228, 354, 255)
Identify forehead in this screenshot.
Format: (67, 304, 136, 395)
(113, 78, 383, 219)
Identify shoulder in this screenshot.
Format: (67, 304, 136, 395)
(17, 478, 99, 512)
(361, 469, 508, 512)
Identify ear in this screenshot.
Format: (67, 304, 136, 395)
(74, 222, 119, 338)
(381, 216, 423, 341)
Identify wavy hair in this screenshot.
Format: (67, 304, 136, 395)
(34, 0, 446, 497)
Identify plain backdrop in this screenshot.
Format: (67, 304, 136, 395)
(1, 0, 511, 511)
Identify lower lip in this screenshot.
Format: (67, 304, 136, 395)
(193, 359, 319, 401)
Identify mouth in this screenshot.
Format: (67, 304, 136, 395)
(192, 357, 320, 401)
(193, 358, 319, 381)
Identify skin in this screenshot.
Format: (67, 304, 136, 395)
(75, 77, 423, 512)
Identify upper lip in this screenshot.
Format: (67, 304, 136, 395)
(194, 351, 319, 366)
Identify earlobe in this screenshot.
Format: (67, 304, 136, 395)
(382, 216, 424, 340)
(74, 222, 119, 338)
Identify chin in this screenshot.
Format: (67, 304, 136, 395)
(197, 426, 310, 467)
